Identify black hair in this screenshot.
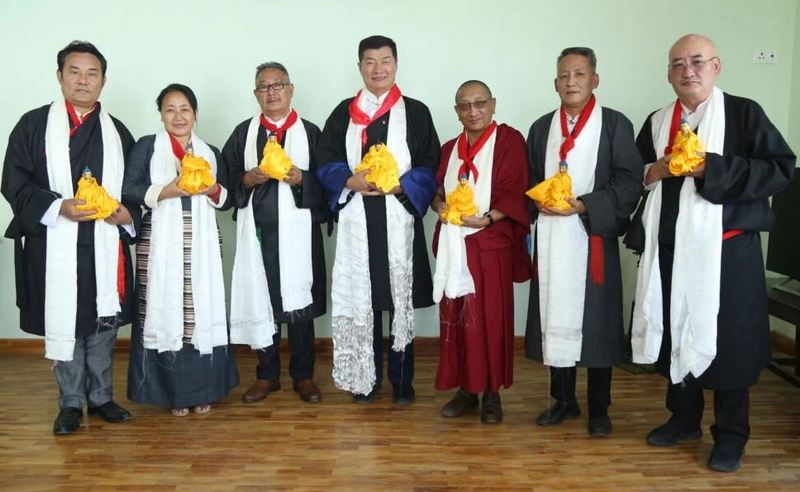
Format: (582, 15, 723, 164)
(358, 35, 397, 61)
(156, 83, 198, 113)
(558, 47, 597, 71)
(57, 40, 108, 75)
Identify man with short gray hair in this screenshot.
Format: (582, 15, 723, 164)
(526, 46, 643, 437)
(223, 61, 328, 405)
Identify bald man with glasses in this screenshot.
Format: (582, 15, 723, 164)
(629, 34, 795, 472)
(431, 80, 530, 424)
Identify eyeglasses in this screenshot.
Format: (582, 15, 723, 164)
(255, 81, 291, 93)
(455, 99, 491, 112)
(669, 57, 718, 72)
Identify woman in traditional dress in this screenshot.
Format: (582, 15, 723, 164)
(123, 83, 238, 416)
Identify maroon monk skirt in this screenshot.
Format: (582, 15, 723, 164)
(435, 234, 516, 393)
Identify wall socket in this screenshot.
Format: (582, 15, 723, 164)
(753, 49, 778, 64)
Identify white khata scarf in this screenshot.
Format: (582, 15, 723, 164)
(536, 104, 602, 367)
(632, 87, 724, 384)
(331, 94, 414, 396)
(143, 129, 227, 354)
(44, 98, 124, 361)
(230, 112, 313, 349)
(432, 127, 496, 302)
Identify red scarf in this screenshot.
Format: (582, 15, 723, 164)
(559, 95, 596, 164)
(65, 100, 94, 137)
(664, 99, 683, 156)
(260, 109, 298, 144)
(168, 133, 187, 160)
(456, 121, 497, 183)
(348, 84, 402, 148)
(558, 96, 604, 285)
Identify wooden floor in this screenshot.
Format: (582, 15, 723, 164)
(1, 346, 799, 491)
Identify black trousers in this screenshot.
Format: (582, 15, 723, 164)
(372, 310, 414, 389)
(256, 319, 315, 381)
(665, 382, 750, 448)
(549, 366, 613, 417)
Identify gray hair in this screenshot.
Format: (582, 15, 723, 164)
(557, 47, 597, 71)
(255, 61, 290, 86)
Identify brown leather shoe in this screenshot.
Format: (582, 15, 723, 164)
(293, 379, 321, 403)
(241, 379, 281, 403)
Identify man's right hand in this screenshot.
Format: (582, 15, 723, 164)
(59, 199, 96, 222)
(243, 168, 270, 189)
(158, 177, 191, 201)
(644, 155, 672, 185)
(346, 170, 377, 194)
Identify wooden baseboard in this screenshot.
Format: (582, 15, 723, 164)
(2, 334, 789, 357)
(0, 336, 528, 356)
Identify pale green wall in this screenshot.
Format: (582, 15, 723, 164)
(0, 0, 798, 340)
(792, 1, 800, 151)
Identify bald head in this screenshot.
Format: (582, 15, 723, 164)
(455, 80, 492, 103)
(669, 34, 717, 62)
(667, 33, 721, 111)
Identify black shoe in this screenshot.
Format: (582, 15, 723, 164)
(646, 420, 702, 446)
(87, 401, 131, 423)
(441, 389, 479, 418)
(53, 407, 83, 435)
(589, 414, 613, 437)
(352, 384, 380, 404)
(708, 442, 744, 472)
(392, 384, 416, 406)
(480, 392, 503, 424)
(536, 401, 580, 426)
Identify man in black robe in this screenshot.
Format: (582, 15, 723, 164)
(1, 41, 137, 435)
(316, 35, 440, 405)
(630, 34, 795, 472)
(224, 62, 327, 404)
(526, 47, 643, 436)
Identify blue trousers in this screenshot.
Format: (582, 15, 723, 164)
(372, 311, 414, 389)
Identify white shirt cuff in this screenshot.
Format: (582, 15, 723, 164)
(643, 162, 657, 191)
(121, 221, 136, 238)
(338, 188, 351, 204)
(144, 184, 164, 210)
(40, 198, 63, 227)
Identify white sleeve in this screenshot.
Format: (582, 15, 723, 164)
(40, 198, 63, 227)
(643, 163, 657, 191)
(144, 184, 164, 210)
(121, 222, 136, 238)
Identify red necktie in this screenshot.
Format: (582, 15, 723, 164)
(168, 133, 187, 160)
(557, 96, 604, 285)
(456, 121, 497, 183)
(260, 109, 298, 144)
(559, 95, 596, 164)
(664, 99, 683, 156)
(65, 100, 87, 137)
(348, 84, 402, 148)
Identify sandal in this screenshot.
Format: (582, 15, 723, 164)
(193, 404, 211, 414)
(170, 407, 189, 417)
